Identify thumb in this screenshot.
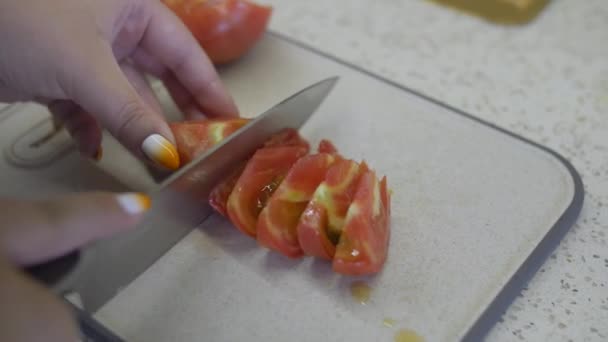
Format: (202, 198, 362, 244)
(0, 192, 151, 266)
(62, 40, 180, 170)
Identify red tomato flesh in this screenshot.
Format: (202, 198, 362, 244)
(170, 118, 249, 163)
(162, 0, 272, 65)
(226, 129, 309, 237)
(296, 159, 370, 260)
(257, 153, 338, 258)
(208, 128, 310, 217)
(318, 139, 338, 154)
(333, 171, 391, 275)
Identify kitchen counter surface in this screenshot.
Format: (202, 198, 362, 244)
(262, 0, 607, 341)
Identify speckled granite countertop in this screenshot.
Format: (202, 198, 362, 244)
(262, 0, 607, 341)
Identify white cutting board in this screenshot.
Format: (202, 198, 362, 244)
(86, 33, 582, 342)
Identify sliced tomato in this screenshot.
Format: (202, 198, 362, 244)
(162, 0, 272, 65)
(296, 159, 369, 260)
(333, 171, 391, 275)
(256, 153, 338, 258)
(226, 129, 309, 237)
(170, 118, 249, 163)
(208, 162, 246, 216)
(208, 128, 310, 217)
(318, 139, 338, 154)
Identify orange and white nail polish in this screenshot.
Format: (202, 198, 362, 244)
(117, 193, 151, 214)
(141, 134, 180, 170)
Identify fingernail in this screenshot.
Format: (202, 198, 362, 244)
(141, 134, 180, 170)
(116, 193, 151, 214)
(93, 147, 103, 161)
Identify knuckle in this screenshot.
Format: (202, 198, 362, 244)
(114, 99, 147, 144)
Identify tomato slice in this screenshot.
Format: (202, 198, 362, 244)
(208, 162, 246, 216)
(170, 118, 249, 163)
(226, 129, 309, 237)
(296, 159, 369, 260)
(318, 139, 338, 154)
(207, 128, 310, 218)
(162, 0, 272, 65)
(256, 153, 338, 258)
(333, 171, 391, 275)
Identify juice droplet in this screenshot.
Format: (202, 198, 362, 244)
(383, 318, 396, 328)
(394, 329, 424, 342)
(349, 281, 371, 304)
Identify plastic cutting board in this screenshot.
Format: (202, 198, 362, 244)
(90, 32, 579, 341)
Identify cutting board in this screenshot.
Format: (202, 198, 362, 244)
(89, 33, 582, 342)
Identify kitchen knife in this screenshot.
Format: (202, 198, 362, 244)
(27, 76, 339, 312)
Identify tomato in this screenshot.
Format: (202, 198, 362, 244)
(296, 159, 369, 260)
(317, 139, 338, 154)
(226, 129, 309, 237)
(208, 128, 310, 218)
(170, 119, 393, 275)
(333, 171, 391, 275)
(256, 153, 338, 258)
(170, 118, 249, 163)
(208, 162, 246, 216)
(162, 0, 272, 65)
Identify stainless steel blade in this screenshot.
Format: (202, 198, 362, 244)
(53, 76, 339, 312)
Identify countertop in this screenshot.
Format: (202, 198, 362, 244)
(260, 0, 607, 341)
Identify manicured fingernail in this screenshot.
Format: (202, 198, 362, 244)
(93, 147, 103, 161)
(116, 193, 151, 214)
(141, 134, 180, 170)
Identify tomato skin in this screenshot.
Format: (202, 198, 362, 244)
(333, 172, 391, 276)
(170, 118, 249, 163)
(296, 159, 369, 260)
(318, 139, 338, 154)
(208, 162, 246, 216)
(162, 0, 272, 65)
(256, 153, 337, 258)
(226, 129, 309, 237)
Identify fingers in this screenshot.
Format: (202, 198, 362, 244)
(131, 48, 205, 120)
(65, 40, 180, 170)
(0, 192, 150, 266)
(120, 63, 163, 116)
(50, 63, 167, 161)
(140, 1, 239, 118)
(0, 257, 80, 342)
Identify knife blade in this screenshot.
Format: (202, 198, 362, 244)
(32, 76, 339, 312)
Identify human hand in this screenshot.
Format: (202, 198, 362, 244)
(0, 0, 239, 170)
(0, 192, 150, 341)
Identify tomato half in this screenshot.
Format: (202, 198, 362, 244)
(226, 129, 309, 237)
(256, 153, 337, 258)
(296, 159, 369, 260)
(170, 118, 249, 163)
(162, 0, 272, 65)
(333, 171, 391, 276)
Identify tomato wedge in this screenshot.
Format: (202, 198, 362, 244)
(318, 139, 338, 154)
(257, 153, 338, 258)
(226, 129, 309, 237)
(162, 0, 272, 65)
(333, 171, 391, 275)
(296, 159, 369, 260)
(208, 128, 312, 217)
(170, 118, 249, 163)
